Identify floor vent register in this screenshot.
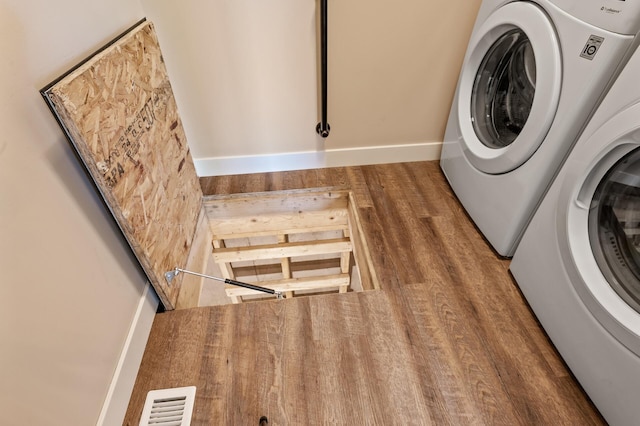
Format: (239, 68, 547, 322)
(139, 386, 196, 426)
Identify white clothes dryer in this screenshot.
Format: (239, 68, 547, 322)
(510, 44, 640, 425)
(440, 0, 640, 256)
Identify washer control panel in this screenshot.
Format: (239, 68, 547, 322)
(551, 0, 640, 35)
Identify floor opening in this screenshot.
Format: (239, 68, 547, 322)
(190, 187, 378, 306)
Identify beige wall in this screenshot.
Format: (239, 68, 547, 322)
(328, 0, 482, 149)
(145, 0, 482, 176)
(0, 1, 151, 425)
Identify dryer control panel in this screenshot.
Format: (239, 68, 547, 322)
(551, 0, 640, 34)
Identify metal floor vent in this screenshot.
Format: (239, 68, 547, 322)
(139, 386, 196, 426)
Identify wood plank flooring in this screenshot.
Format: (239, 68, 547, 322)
(123, 161, 605, 425)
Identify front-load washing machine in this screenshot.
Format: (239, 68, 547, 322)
(440, 0, 640, 256)
(510, 43, 640, 425)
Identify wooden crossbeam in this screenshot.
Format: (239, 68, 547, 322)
(203, 188, 350, 219)
(209, 209, 349, 240)
(233, 258, 342, 277)
(212, 237, 352, 263)
(224, 273, 350, 299)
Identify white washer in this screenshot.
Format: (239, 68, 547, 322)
(510, 44, 640, 425)
(440, 0, 640, 256)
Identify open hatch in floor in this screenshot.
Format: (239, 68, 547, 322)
(191, 187, 379, 306)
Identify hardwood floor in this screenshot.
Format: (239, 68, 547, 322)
(124, 161, 604, 425)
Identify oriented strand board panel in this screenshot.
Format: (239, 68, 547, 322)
(42, 20, 202, 309)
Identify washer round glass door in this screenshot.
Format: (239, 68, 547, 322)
(589, 147, 640, 314)
(472, 28, 535, 149)
(457, 2, 561, 174)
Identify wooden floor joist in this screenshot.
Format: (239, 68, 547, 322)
(224, 273, 351, 300)
(213, 237, 352, 263)
(209, 210, 350, 240)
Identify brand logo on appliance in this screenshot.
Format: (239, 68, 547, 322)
(580, 35, 604, 61)
(601, 6, 622, 14)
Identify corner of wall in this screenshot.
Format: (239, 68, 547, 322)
(96, 282, 159, 426)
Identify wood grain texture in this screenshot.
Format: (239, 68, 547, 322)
(43, 21, 202, 309)
(223, 273, 350, 298)
(176, 208, 212, 309)
(124, 161, 604, 425)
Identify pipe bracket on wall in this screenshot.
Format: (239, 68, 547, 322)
(316, 0, 330, 138)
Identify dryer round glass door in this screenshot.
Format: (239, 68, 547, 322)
(457, 2, 561, 174)
(589, 147, 640, 313)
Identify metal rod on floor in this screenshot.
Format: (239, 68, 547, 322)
(164, 267, 284, 299)
(316, 0, 330, 138)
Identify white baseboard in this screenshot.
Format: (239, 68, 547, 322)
(97, 282, 159, 426)
(193, 141, 443, 177)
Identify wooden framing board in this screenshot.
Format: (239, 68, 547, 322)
(176, 208, 213, 309)
(233, 258, 342, 277)
(212, 238, 352, 263)
(347, 192, 379, 290)
(41, 20, 202, 309)
(204, 188, 348, 233)
(208, 210, 349, 240)
(224, 274, 351, 300)
(203, 187, 349, 217)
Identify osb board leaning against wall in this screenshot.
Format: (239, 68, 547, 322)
(41, 19, 203, 310)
